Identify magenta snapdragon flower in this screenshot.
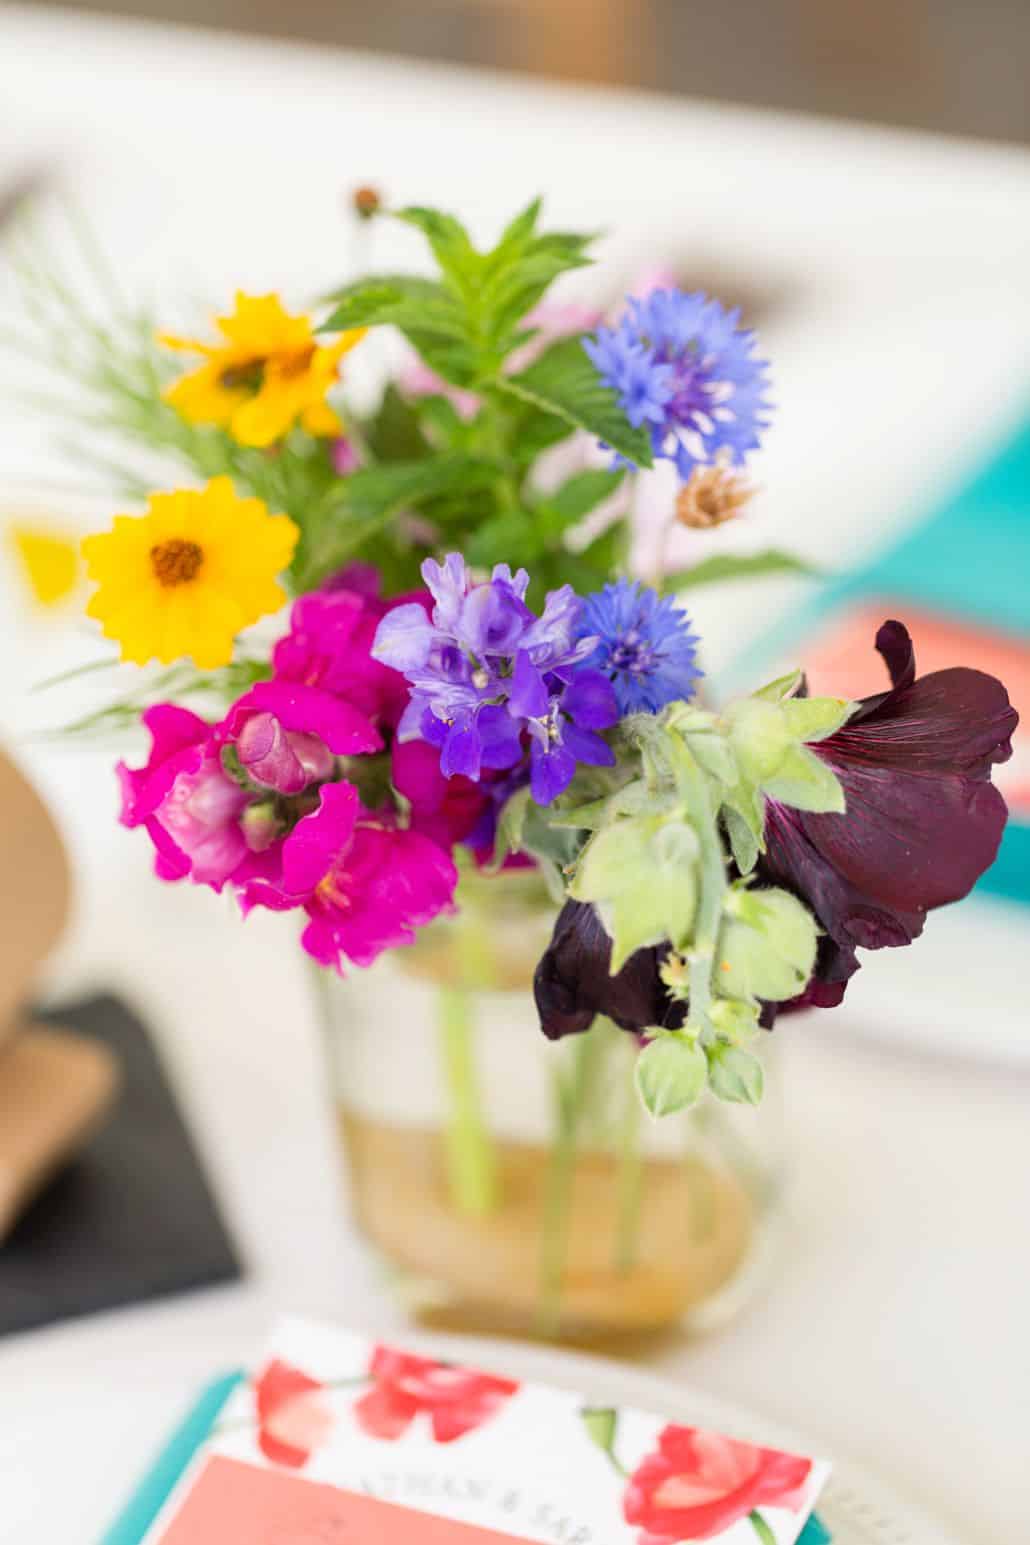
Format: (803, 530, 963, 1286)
(118, 571, 470, 970)
(117, 705, 253, 890)
(272, 585, 417, 732)
(239, 781, 458, 970)
(391, 737, 492, 852)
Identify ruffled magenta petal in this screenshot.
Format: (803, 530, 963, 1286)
(226, 681, 381, 757)
(391, 739, 488, 849)
(301, 825, 457, 971)
(140, 703, 210, 761)
(280, 781, 360, 897)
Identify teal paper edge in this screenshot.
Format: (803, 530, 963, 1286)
(99, 1371, 243, 1545)
(99, 1366, 831, 1545)
(716, 410, 1030, 907)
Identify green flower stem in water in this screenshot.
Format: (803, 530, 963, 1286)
(613, 1032, 645, 1275)
(437, 982, 499, 1218)
(673, 739, 728, 1038)
(537, 1028, 603, 1337)
(749, 1510, 777, 1545)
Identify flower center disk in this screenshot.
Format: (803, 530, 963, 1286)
(151, 538, 204, 587)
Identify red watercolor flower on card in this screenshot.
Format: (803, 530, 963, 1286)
(254, 1359, 334, 1469)
(353, 1346, 519, 1444)
(623, 1425, 812, 1543)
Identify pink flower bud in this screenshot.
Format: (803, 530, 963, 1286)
(236, 712, 334, 794)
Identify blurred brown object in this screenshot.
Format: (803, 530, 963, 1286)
(0, 748, 119, 1238)
(502, 0, 655, 85)
(676, 465, 755, 530)
(0, 1028, 119, 1237)
(0, 749, 71, 1041)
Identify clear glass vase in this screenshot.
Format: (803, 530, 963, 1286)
(319, 870, 783, 1347)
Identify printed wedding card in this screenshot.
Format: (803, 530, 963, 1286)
(142, 1319, 830, 1544)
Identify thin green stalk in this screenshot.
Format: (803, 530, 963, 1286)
(674, 741, 728, 1038)
(613, 1043, 645, 1274)
(748, 1511, 777, 1545)
(437, 983, 498, 1217)
(536, 1029, 600, 1338)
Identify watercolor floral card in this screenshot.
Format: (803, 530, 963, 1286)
(142, 1319, 830, 1545)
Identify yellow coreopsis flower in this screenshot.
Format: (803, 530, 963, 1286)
(159, 293, 366, 448)
(8, 523, 80, 606)
(82, 477, 299, 669)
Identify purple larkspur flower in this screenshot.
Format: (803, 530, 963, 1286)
(760, 620, 1017, 1012)
(583, 289, 771, 478)
(577, 578, 701, 715)
(372, 554, 620, 803)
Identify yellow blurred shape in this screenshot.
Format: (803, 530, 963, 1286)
(8, 523, 81, 607)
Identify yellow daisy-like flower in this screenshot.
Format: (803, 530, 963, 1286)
(82, 477, 299, 669)
(159, 293, 366, 449)
(8, 523, 80, 606)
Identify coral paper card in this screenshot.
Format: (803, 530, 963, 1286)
(155, 1455, 545, 1544)
(142, 1319, 830, 1545)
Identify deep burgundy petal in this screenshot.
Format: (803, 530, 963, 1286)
(759, 620, 1016, 1010)
(533, 899, 685, 1040)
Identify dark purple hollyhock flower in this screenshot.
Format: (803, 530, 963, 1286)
(761, 619, 1017, 1011)
(534, 899, 686, 1040)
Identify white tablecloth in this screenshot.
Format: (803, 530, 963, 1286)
(0, 9, 1027, 1541)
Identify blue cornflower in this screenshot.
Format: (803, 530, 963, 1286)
(582, 289, 771, 479)
(372, 554, 620, 804)
(577, 579, 702, 715)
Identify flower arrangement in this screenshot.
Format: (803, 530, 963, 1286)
(16, 195, 1016, 1131)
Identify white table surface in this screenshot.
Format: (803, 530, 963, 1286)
(0, 8, 1028, 1542)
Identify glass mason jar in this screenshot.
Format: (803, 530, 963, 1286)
(320, 869, 783, 1346)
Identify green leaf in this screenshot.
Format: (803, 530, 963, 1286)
(296, 454, 497, 587)
(508, 402, 576, 467)
(717, 888, 818, 1002)
(535, 467, 626, 541)
(580, 1407, 618, 1456)
(550, 778, 660, 831)
(753, 668, 804, 703)
(572, 813, 699, 970)
(395, 206, 481, 294)
(723, 803, 760, 875)
(467, 509, 541, 567)
(636, 1035, 708, 1119)
(496, 337, 653, 468)
(322, 276, 468, 339)
(479, 235, 594, 351)
(681, 727, 738, 786)
(709, 997, 761, 1042)
(362, 383, 431, 463)
(762, 744, 846, 813)
(725, 699, 794, 783)
(664, 549, 819, 592)
(495, 196, 543, 254)
(490, 785, 531, 869)
(781, 695, 856, 744)
(706, 1044, 764, 1105)
(322, 275, 481, 387)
